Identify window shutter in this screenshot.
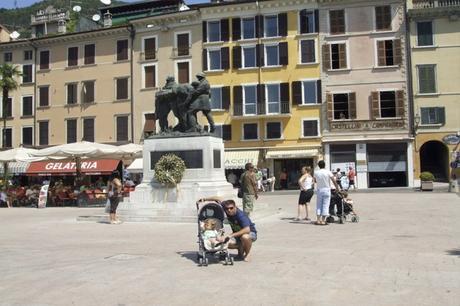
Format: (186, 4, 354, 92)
(202, 21, 207, 43)
(292, 81, 302, 105)
(314, 9, 319, 32)
(233, 86, 243, 116)
(437, 107, 445, 125)
(177, 62, 189, 84)
(421, 108, 429, 124)
(256, 15, 264, 38)
(377, 41, 386, 66)
(232, 46, 241, 69)
(393, 39, 402, 65)
(39, 87, 49, 107)
(279, 42, 288, 66)
(278, 13, 287, 37)
(322, 44, 331, 70)
(117, 116, 128, 142)
(222, 125, 232, 141)
(202, 49, 207, 71)
(232, 18, 241, 41)
(371, 91, 380, 119)
(280, 82, 290, 114)
(316, 80, 322, 103)
(222, 86, 230, 110)
(221, 19, 229, 42)
(326, 92, 333, 121)
(338, 43, 347, 68)
(143, 113, 156, 135)
(84, 44, 95, 65)
(40, 51, 49, 70)
(221, 47, 230, 70)
(83, 119, 94, 142)
(348, 92, 356, 119)
(257, 84, 265, 115)
(396, 90, 405, 117)
(299, 10, 307, 34)
(257, 44, 264, 67)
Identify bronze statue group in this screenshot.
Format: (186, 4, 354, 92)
(155, 72, 215, 134)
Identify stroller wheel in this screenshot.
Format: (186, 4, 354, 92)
(352, 215, 359, 223)
(198, 257, 203, 266)
(339, 217, 344, 224)
(204, 258, 209, 266)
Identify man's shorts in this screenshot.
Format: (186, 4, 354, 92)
(242, 194, 255, 213)
(234, 232, 257, 244)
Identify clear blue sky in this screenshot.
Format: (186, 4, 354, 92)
(0, 0, 206, 9)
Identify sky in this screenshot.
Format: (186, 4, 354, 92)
(0, 0, 206, 9)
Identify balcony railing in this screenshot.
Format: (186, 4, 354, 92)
(172, 47, 190, 57)
(233, 101, 290, 116)
(412, 0, 460, 9)
(140, 51, 157, 61)
(31, 11, 69, 24)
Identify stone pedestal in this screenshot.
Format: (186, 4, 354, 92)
(117, 134, 236, 222)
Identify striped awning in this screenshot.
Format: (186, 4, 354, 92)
(0, 161, 30, 174)
(224, 150, 259, 169)
(266, 149, 319, 159)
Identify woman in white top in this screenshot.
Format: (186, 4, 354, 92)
(295, 166, 314, 221)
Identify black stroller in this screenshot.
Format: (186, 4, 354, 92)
(196, 200, 234, 266)
(326, 190, 359, 224)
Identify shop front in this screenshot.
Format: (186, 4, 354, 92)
(224, 150, 260, 186)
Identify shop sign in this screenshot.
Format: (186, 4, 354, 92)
(330, 120, 405, 131)
(44, 161, 98, 170)
(442, 134, 460, 145)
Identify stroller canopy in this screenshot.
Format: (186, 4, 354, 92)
(198, 202, 225, 222)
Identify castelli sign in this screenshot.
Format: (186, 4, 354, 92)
(44, 161, 98, 170)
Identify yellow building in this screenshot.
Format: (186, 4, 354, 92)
(408, 1, 460, 183)
(199, 0, 322, 187)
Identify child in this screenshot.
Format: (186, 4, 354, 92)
(201, 219, 228, 250)
(341, 191, 357, 215)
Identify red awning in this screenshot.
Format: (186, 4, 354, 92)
(26, 159, 120, 176)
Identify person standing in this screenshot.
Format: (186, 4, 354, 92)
(240, 162, 258, 216)
(279, 168, 288, 190)
(295, 166, 314, 221)
(313, 160, 339, 225)
(348, 166, 356, 190)
(335, 168, 343, 190)
(108, 171, 123, 224)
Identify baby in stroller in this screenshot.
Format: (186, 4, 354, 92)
(201, 219, 228, 250)
(327, 190, 359, 223)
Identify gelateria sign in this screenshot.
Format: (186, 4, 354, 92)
(27, 159, 120, 175)
(330, 120, 405, 131)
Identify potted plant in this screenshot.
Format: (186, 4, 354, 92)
(420, 171, 435, 191)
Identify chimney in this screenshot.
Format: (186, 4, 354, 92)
(103, 11, 112, 28)
(58, 19, 67, 33)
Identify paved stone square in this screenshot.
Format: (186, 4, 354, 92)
(0, 191, 459, 306)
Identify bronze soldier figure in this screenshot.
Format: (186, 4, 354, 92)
(186, 72, 215, 133)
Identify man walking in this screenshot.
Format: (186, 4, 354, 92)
(313, 160, 339, 225)
(348, 166, 356, 190)
(240, 162, 258, 216)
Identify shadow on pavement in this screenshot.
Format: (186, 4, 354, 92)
(446, 248, 460, 257)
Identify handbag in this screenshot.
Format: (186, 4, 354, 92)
(237, 187, 243, 198)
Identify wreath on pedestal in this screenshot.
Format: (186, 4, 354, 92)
(154, 154, 186, 188)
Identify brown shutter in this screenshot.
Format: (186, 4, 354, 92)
(202, 21, 207, 43)
(177, 62, 189, 84)
(292, 81, 302, 105)
(144, 38, 156, 60)
(117, 78, 128, 100)
(232, 46, 241, 69)
(116, 116, 128, 142)
(84, 44, 95, 65)
(83, 119, 94, 142)
(202, 49, 207, 71)
(375, 7, 383, 30)
(233, 86, 243, 116)
(68, 47, 78, 66)
(222, 125, 232, 141)
(143, 113, 156, 134)
(322, 44, 331, 70)
(221, 47, 230, 70)
(257, 84, 265, 115)
(330, 10, 345, 34)
(279, 42, 288, 66)
(40, 50, 49, 70)
(280, 82, 290, 114)
(338, 43, 347, 68)
(39, 87, 49, 107)
(145, 66, 155, 87)
(377, 40, 386, 66)
(371, 91, 380, 119)
(221, 19, 229, 42)
(177, 33, 189, 56)
(396, 90, 405, 117)
(326, 92, 333, 121)
(222, 86, 230, 110)
(393, 39, 402, 65)
(278, 13, 287, 37)
(316, 80, 322, 103)
(348, 92, 356, 119)
(232, 18, 241, 41)
(257, 43, 264, 67)
(117, 40, 128, 61)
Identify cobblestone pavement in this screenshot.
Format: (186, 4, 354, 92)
(0, 191, 459, 306)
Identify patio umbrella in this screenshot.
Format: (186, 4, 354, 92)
(118, 143, 143, 158)
(0, 147, 41, 162)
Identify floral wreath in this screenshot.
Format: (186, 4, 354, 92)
(154, 154, 186, 188)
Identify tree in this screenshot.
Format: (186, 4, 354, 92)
(0, 64, 21, 148)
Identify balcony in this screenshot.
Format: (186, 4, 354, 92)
(233, 101, 290, 117)
(412, 0, 460, 9)
(139, 51, 157, 61)
(171, 47, 190, 58)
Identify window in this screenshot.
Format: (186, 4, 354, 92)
(177, 62, 189, 84)
(266, 84, 280, 114)
(420, 107, 445, 125)
(243, 85, 257, 115)
(333, 93, 350, 119)
(39, 121, 49, 146)
(116, 116, 129, 142)
(84, 44, 95, 65)
(22, 127, 33, 146)
(2, 97, 12, 118)
(266, 122, 281, 139)
(208, 21, 221, 42)
(417, 21, 433, 46)
(292, 80, 321, 105)
(379, 91, 396, 118)
(324, 43, 347, 70)
(22, 65, 33, 83)
(176, 33, 190, 56)
(68, 47, 78, 67)
(83, 118, 94, 142)
(143, 65, 156, 88)
(300, 39, 316, 63)
(302, 120, 319, 137)
(67, 83, 78, 105)
(299, 10, 316, 34)
(375, 6, 392, 31)
(329, 10, 345, 34)
(143, 37, 156, 60)
(117, 39, 128, 61)
(302, 81, 318, 104)
(265, 44, 279, 66)
(204, 47, 229, 71)
(208, 49, 221, 70)
(116, 78, 129, 100)
(376, 39, 401, 66)
(210, 87, 222, 109)
(4, 52, 12, 62)
(264, 15, 278, 37)
(417, 65, 436, 94)
(66, 119, 77, 143)
(22, 96, 33, 116)
(38, 86, 49, 107)
(242, 46, 256, 68)
(2, 128, 12, 148)
(143, 113, 156, 137)
(82, 81, 95, 103)
(243, 123, 258, 140)
(242, 17, 256, 39)
(39, 50, 49, 70)
(24, 50, 33, 61)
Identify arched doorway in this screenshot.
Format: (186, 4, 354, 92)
(420, 140, 449, 182)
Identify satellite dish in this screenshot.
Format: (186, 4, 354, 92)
(100, 0, 111, 5)
(72, 5, 82, 12)
(10, 31, 20, 39)
(92, 14, 101, 22)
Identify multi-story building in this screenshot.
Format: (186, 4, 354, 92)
(319, 0, 413, 188)
(0, 24, 11, 42)
(408, 0, 460, 183)
(199, 0, 322, 185)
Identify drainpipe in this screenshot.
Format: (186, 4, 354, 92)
(29, 39, 38, 147)
(129, 24, 136, 143)
(404, 3, 415, 138)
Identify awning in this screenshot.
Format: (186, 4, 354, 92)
(266, 149, 319, 159)
(126, 158, 143, 173)
(224, 150, 259, 169)
(0, 161, 30, 174)
(26, 159, 120, 176)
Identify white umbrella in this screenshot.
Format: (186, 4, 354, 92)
(29, 141, 122, 159)
(0, 147, 41, 162)
(118, 143, 143, 157)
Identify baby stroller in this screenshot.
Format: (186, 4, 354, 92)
(326, 190, 359, 224)
(196, 200, 234, 266)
